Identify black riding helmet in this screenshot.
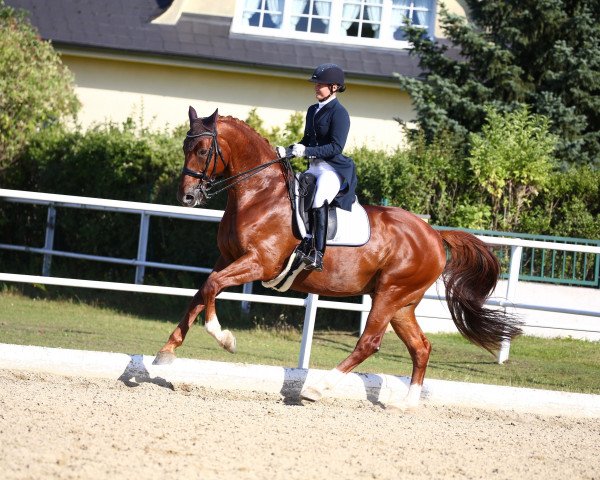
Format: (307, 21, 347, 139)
(309, 63, 346, 92)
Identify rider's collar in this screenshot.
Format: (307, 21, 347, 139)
(317, 95, 337, 110)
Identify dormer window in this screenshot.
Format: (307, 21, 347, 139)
(232, 0, 435, 49)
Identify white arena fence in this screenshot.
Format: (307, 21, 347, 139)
(1, 188, 599, 368)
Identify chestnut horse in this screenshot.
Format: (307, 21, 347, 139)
(153, 107, 521, 410)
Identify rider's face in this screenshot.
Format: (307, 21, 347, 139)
(314, 83, 337, 101)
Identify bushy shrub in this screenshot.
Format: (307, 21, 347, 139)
(0, 119, 222, 289)
(468, 107, 557, 231)
(1, 110, 598, 328)
(0, 1, 79, 172)
(352, 130, 471, 226)
(520, 165, 600, 238)
(244, 108, 306, 171)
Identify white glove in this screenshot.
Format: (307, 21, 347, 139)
(291, 143, 306, 158)
(275, 146, 287, 158)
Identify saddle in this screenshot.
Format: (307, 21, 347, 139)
(262, 172, 370, 292)
(294, 173, 370, 247)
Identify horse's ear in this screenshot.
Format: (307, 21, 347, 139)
(188, 106, 198, 126)
(204, 108, 219, 129)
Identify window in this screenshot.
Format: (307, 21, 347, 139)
(297, 1, 332, 34)
(342, 1, 382, 39)
(390, 0, 432, 41)
(240, 0, 284, 29)
(232, 0, 435, 49)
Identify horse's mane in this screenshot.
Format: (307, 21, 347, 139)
(184, 113, 274, 159)
(219, 115, 273, 151)
(220, 115, 295, 199)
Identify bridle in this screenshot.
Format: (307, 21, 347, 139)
(182, 129, 224, 198)
(182, 126, 294, 200)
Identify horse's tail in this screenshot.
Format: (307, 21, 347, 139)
(439, 230, 522, 353)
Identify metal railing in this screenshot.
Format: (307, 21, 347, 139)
(1, 188, 599, 368)
(435, 226, 600, 288)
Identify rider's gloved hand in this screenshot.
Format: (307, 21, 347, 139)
(291, 144, 306, 158)
(275, 146, 288, 158)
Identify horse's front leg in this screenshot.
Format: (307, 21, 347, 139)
(153, 252, 263, 365)
(153, 256, 229, 365)
(153, 287, 207, 364)
(201, 251, 265, 352)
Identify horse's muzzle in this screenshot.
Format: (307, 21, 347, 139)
(181, 194, 196, 207)
(177, 188, 203, 207)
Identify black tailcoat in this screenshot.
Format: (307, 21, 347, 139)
(299, 98, 358, 211)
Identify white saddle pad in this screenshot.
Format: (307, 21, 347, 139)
(294, 176, 370, 247)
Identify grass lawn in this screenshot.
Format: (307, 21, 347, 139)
(1, 291, 599, 395)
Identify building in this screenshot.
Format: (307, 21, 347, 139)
(7, 0, 467, 149)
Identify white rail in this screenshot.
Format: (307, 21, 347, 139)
(1, 189, 599, 368)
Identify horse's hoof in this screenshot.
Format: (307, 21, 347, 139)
(153, 351, 176, 365)
(300, 386, 323, 402)
(386, 402, 407, 413)
(221, 330, 236, 353)
(386, 401, 418, 413)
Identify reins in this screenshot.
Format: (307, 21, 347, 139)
(183, 129, 296, 200)
(202, 156, 291, 199)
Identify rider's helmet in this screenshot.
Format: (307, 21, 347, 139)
(309, 64, 346, 92)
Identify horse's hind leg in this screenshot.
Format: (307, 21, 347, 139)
(387, 303, 431, 410)
(300, 293, 396, 402)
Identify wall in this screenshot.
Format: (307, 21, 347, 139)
(435, 0, 469, 37)
(63, 53, 412, 150)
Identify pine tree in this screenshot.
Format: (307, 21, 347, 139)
(397, 0, 599, 167)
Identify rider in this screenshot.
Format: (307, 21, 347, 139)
(278, 63, 358, 272)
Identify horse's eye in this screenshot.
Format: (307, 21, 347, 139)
(198, 148, 209, 156)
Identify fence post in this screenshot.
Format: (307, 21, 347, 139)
(359, 294, 371, 335)
(241, 282, 253, 314)
(42, 205, 57, 276)
(497, 244, 523, 364)
(298, 293, 319, 369)
(135, 212, 150, 284)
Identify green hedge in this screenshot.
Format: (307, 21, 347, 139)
(0, 112, 598, 327)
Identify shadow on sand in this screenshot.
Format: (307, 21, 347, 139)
(117, 354, 174, 390)
(278, 367, 388, 408)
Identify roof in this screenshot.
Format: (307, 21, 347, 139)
(6, 0, 422, 82)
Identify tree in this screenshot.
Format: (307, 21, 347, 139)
(396, 0, 599, 167)
(245, 108, 305, 170)
(0, 0, 79, 172)
(468, 107, 556, 231)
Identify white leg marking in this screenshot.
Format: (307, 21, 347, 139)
(205, 316, 225, 342)
(387, 383, 422, 411)
(405, 384, 422, 407)
(205, 316, 236, 353)
(301, 368, 346, 402)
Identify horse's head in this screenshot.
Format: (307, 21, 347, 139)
(178, 106, 227, 207)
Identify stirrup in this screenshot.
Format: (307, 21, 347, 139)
(294, 237, 312, 265)
(303, 250, 324, 272)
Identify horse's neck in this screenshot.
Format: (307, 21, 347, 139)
(225, 166, 289, 210)
(220, 120, 289, 207)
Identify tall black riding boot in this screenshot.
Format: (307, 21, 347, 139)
(304, 202, 328, 272)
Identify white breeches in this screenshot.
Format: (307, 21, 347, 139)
(306, 159, 342, 208)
